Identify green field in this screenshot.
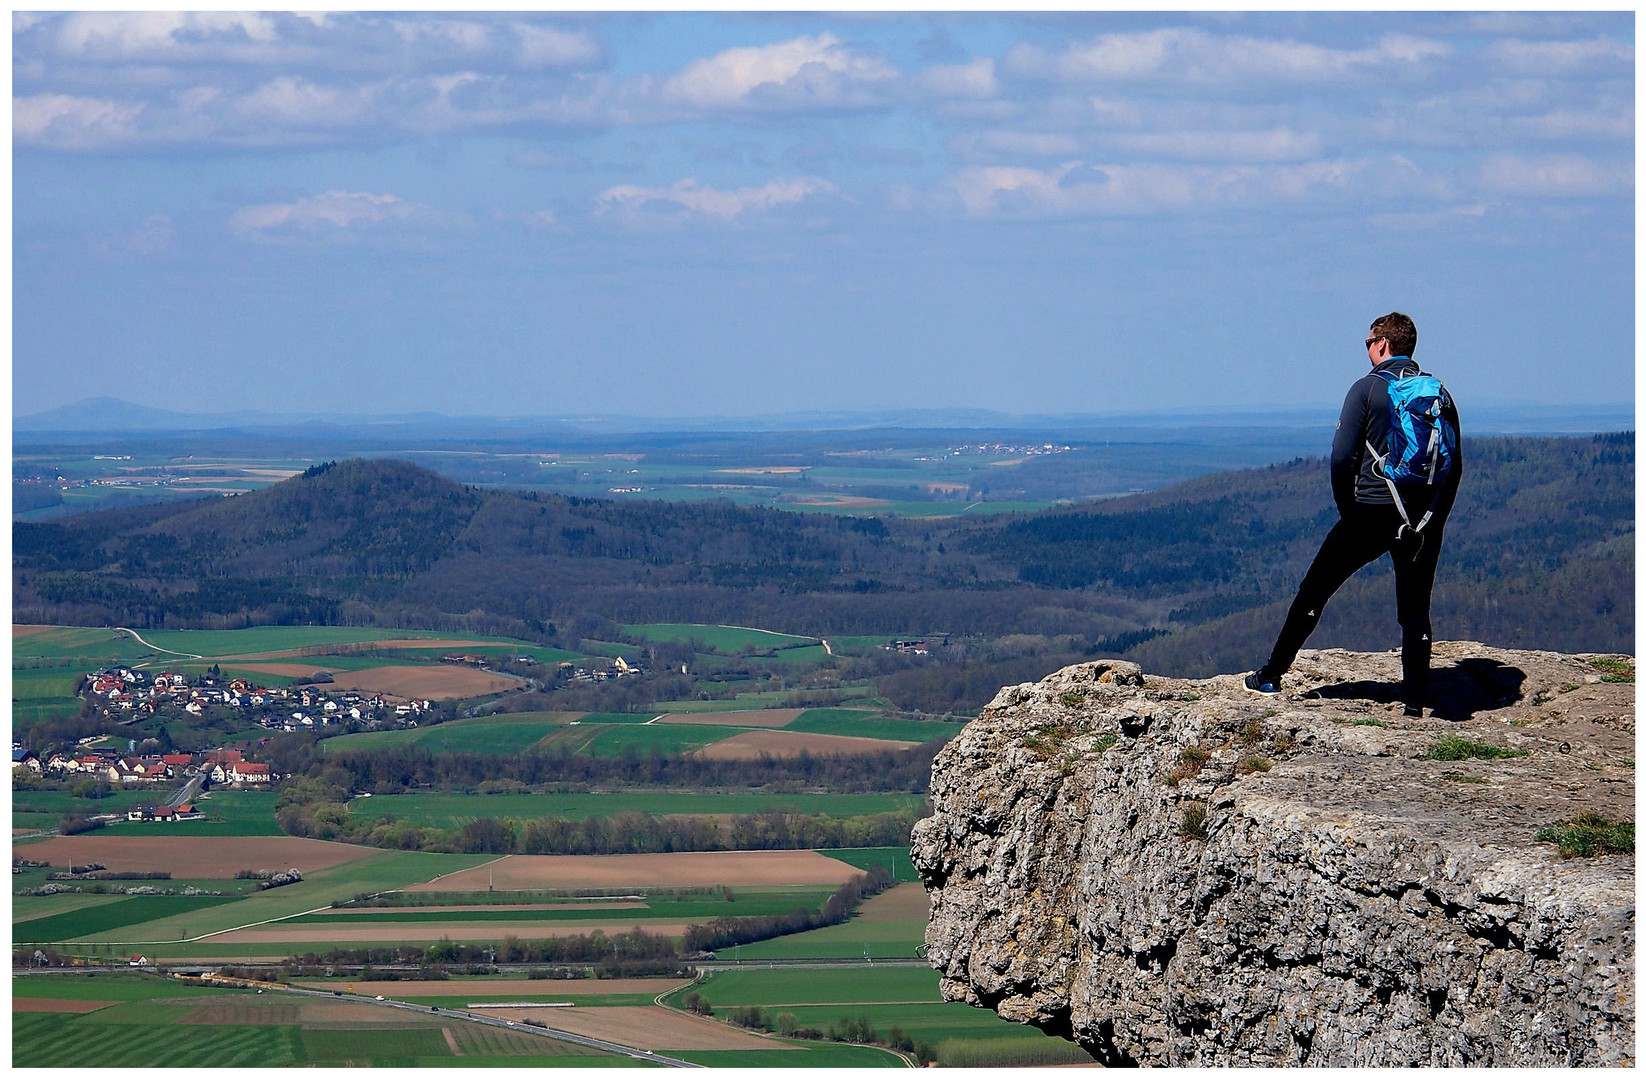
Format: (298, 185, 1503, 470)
(137, 626, 467, 656)
(732, 916, 928, 961)
(104, 790, 283, 837)
(12, 626, 146, 661)
(349, 791, 928, 827)
(10, 973, 625, 1067)
(671, 1044, 905, 1067)
(12, 787, 155, 831)
(15, 894, 238, 943)
(81, 850, 493, 945)
(685, 967, 1088, 1065)
(321, 712, 576, 755)
(621, 624, 817, 652)
(689, 966, 943, 1007)
(291, 890, 837, 924)
(576, 724, 748, 757)
(788, 708, 957, 743)
(818, 847, 919, 882)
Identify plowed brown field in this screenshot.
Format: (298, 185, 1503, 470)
(307, 665, 520, 700)
(857, 881, 930, 920)
(693, 730, 920, 759)
(13, 998, 113, 1013)
(13, 835, 377, 877)
(297, 977, 691, 996)
(406, 851, 863, 891)
(12, 625, 56, 638)
(220, 639, 519, 660)
(468, 1004, 794, 1051)
(654, 709, 801, 728)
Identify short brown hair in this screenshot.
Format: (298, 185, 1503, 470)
(1369, 312, 1416, 357)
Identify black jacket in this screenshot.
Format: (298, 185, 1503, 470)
(1330, 355, 1462, 521)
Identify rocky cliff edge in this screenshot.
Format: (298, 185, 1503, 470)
(910, 643, 1634, 1066)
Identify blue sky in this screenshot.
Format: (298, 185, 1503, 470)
(12, 11, 1635, 419)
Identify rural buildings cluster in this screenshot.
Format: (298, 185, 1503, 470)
(13, 744, 268, 788)
(80, 666, 436, 731)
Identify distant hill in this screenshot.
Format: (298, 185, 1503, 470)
(12, 435, 1632, 674)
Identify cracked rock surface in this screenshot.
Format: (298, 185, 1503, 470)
(910, 643, 1635, 1066)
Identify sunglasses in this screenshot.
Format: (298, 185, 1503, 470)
(1365, 337, 1384, 349)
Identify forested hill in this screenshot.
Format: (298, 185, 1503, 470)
(12, 435, 1633, 673)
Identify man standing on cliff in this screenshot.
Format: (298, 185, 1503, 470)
(1244, 312, 1462, 716)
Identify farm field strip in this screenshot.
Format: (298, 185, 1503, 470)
(347, 791, 926, 826)
(653, 709, 803, 728)
(620, 623, 818, 651)
(204, 921, 699, 944)
(694, 730, 922, 760)
(291, 891, 838, 923)
(62, 849, 492, 943)
(405, 850, 869, 891)
(690, 966, 944, 1007)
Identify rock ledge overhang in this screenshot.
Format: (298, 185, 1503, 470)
(910, 643, 1635, 1067)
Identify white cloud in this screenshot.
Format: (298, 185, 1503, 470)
(1512, 108, 1633, 140)
(1005, 28, 1449, 84)
(513, 23, 600, 68)
(13, 93, 145, 149)
(54, 12, 286, 61)
(912, 58, 997, 99)
(1486, 36, 1633, 76)
(236, 76, 371, 127)
(94, 215, 178, 257)
(950, 158, 1359, 217)
(950, 131, 1082, 159)
(1479, 154, 1632, 197)
(1102, 128, 1322, 163)
(659, 33, 897, 109)
(230, 190, 457, 241)
(595, 177, 837, 221)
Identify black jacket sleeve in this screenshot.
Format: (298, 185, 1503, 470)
(1330, 377, 1372, 515)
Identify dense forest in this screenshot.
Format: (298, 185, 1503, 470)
(12, 434, 1632, 687)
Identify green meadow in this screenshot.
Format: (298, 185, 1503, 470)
(104, 790, 283, 837)
(81, 850, 492, 945)
(621, 623, 817, 652)
(320, 712, 577, 755)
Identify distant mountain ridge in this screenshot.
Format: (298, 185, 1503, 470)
(11, 435, 1632, 677)
(14, 396, 1635, 438)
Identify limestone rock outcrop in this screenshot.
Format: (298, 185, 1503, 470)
(911, 643, 1635, 1066)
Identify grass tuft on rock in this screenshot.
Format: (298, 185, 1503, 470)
(1180, 801, 1209, 841)
(1536, 812, 1634, 858)
(1589, 657, 1634, 683)
(1421, 735, 1530, 761)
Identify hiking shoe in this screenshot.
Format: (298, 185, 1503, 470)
(1243, 673, 1280, 695)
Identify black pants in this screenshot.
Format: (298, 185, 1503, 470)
(1260, 503, 1444, 706)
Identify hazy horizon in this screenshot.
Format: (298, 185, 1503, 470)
(14, 12, 1634, 420)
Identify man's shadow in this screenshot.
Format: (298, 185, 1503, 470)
(1302, 658, 1527, 722)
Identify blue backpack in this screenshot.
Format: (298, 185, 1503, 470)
(1365, 367, 1457, 537)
